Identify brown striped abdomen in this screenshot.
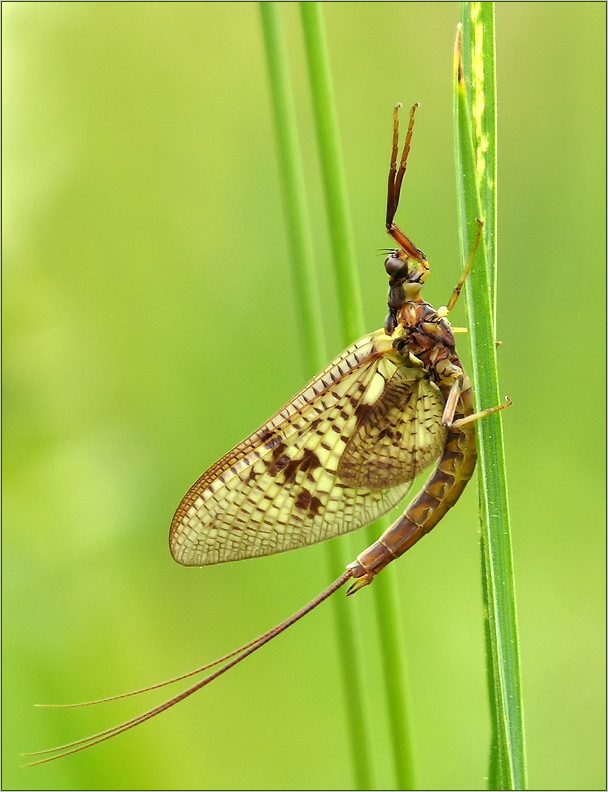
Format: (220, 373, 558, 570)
(347, 386, 477, 588)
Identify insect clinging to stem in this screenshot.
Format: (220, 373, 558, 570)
(25, 102, 511, 766)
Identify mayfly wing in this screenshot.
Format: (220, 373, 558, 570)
(170, 328, 448, 567)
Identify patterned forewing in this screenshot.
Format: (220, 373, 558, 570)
(170, 331, 443, 566)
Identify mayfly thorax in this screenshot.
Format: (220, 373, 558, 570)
(25, 103, 510, 765)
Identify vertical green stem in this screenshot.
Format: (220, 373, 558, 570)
(259, 3, 325, 374)
(300, 4, 415, 789)
(454, 5, 527, 789)
(297, 5, 364, 342)
(259, 5, 373, 788)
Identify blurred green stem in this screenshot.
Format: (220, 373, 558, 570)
(300, 3, 415, 789)
(260, 4, 373, 788)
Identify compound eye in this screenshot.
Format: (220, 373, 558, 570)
(384, 253, 408, 278)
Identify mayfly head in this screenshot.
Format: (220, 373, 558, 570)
(384, 248, 430, 334)
(385, 249, 429, 290)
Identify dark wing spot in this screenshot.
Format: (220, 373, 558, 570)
(282, 456, 302, 484)
(295, 489, 312, 511)
(261, 430, 284, 451)
(271, 442, 287, 459)
(295, 489, 323, 518)
(267, 452, 291, 477)
(300, 448, 321, 473)
(354, 402, 374, 424)
(308, 495, 323, 518)
(276, 447, 322, 484)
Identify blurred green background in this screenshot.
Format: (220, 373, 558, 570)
(3, 3, 605, 790)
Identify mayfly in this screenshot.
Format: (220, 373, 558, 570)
(25, 103, 510, 765)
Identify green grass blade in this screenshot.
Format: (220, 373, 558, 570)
(298, 3, 364, 342)
(454, 6, 527, 790)
(259, 5, 374, 788)
(459, 2, 498, 312)
(259, 3, 326, 374)
(299, 4, 415, 789)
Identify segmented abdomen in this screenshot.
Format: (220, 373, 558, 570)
(349, 382, 477, 582)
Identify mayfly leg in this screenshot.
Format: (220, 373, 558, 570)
(386, 103, 427, 264)
(387, 102, 418, 226)
(436, 218, 484, 319)
(442, 375, 512, 430)
(449, 395, 512, 430)
(444, 218, 484, 313)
